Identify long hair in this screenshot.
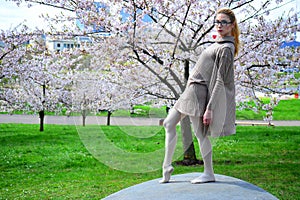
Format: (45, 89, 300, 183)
(216, 8, 240, 57)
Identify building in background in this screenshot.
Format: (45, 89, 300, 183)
(45, 36, 93, 52)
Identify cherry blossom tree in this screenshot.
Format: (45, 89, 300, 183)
(70, 0, 298, 163)
(2, 0, 299, 163)
(70, 69, 135, 126)
(0, 28, 74, 131)
(0, 26, 42, 114)
(0, 25, 36, 113)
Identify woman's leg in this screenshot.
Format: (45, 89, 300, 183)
(160, 108, 184, 183)
(189, 116, 215, 183)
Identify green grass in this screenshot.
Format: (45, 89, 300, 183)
(0, 124, 299, 199)
(1, 99, 300, 120)
(98, 99, 300, 120)
(114, 99, 300, 120)
(278, 72, 300, 80)
(272, 99, 300, 120)
(236, 99, 300, 120)
(112, 105, 168, 118)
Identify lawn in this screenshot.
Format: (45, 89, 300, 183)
(105, 99, 300, 120)
(0, 124, 299, 199)
(2, 99, 300, 121)
(113, 99, 300, 120)
(236, 99, 300, 120)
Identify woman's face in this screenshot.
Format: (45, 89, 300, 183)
(214, 13, 234, 38)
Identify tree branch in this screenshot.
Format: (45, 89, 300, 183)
(0, 46, 16, 61)
(171, 2, 191, 59)
(25, 0, 76, 12)
(137, 46, 185, 92)
(241, 81, 295, 95)
(237, 39, 270, 60)
(132, 49, 181, 98)
(144, 91, 177, 100)
(247, 64, 270, 70)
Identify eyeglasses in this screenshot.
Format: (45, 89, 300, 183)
(214, 20, 232, 26)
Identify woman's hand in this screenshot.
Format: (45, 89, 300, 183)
(203, 109, 212, 126)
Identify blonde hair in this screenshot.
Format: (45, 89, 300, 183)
(216, 8, 240, 57)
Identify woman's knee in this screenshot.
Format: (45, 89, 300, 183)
(163, 118, 175, 131)
(163, 109, 181, 130)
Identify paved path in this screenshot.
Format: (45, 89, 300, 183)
(0, 114, 299, 126)
(103, 173, 278, 200)
(0, 114, 161, 126)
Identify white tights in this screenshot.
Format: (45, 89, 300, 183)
(162, 108, 214, 182)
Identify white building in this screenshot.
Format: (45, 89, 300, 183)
(46, 39, 78, 52)
(45, 36, 93, 52)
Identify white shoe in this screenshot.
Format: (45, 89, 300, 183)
(190, 173, 215, 184)
(159, 166, 174, 184)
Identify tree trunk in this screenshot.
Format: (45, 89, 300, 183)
(180, 116, 199, 165)
(82, 109, 87, 127)
(107, 110, 112, 126)
(39, 110, 44, 132)
(184, 59, 189, 80)
(39, 83, 46, 132)
(176, 59, 199, 165)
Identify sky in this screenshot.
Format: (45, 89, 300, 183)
(0, 0, 74, 30)
(0, 0, 299, 39)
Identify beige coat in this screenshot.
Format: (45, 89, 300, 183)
(174, 36, 236, 137)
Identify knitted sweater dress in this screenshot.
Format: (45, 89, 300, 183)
(174, 36, 236, 137)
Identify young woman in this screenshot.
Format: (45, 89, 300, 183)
(160, 7, 240, 184)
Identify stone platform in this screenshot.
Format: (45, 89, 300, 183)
(103, 173, 278, 200)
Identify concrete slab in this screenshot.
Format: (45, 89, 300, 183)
(103, 173, 278, 200)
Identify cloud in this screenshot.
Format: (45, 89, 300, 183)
(0, 1, 30, 29)
(0, 1, 73, 30)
